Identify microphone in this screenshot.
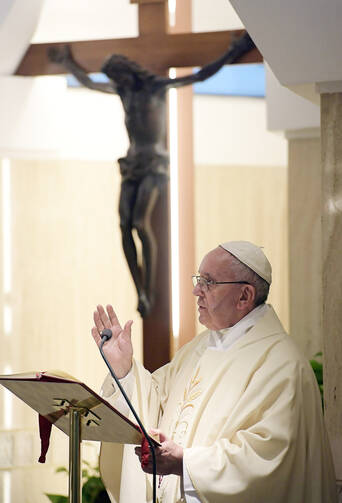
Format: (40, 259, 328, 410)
(99, 329, 157, 503)
(100, 328, 112, 341)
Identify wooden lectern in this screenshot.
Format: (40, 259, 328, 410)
(0, 371, 154, 503)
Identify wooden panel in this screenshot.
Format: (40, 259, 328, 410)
(288, 136, 322, 358)
(195, 164, 289, 334)
(15, 31, 262, 76)
(6, 158, 143, 392)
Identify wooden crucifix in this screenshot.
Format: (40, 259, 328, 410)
(16, 0, 262, 372)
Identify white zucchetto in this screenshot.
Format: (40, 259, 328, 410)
(219, 240, 272, 284)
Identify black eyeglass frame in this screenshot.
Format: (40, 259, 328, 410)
(192, 275, 250, 289)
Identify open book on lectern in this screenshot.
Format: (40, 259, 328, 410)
(0, 369, 150, 445)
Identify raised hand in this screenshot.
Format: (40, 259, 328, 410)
(91, 305, 133, 379)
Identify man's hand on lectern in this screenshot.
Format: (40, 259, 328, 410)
(92, 304, 133, 379)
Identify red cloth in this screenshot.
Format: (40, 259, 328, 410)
(38, 414, 52, 463)
(141, 432, 150, 467)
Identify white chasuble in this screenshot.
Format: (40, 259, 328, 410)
(99, 306, 337, 503)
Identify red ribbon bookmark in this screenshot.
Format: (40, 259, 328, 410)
(38, 414, 52, 463)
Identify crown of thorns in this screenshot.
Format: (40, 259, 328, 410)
(101, 54, 156, 82)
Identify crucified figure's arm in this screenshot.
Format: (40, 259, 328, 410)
(159, 31, 256, 90)
(48, 45, 117, 94)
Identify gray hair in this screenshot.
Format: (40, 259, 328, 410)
(227, 253, 270, 307)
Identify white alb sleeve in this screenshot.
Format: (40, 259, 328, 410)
(100, 367, 135, 416)
(183, 453, 201, 503)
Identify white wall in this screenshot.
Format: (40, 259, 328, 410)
(194, 94, 287, 166)
(266, 65, 320, 133)
(192, 0, 243, 31)
(0, 76, 64, 157)
(32, 0, 138, 42)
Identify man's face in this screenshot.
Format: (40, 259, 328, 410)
(193, 247, 246, 330)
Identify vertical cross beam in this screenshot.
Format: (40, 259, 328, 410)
(131, 0, 172, 371)
(131, 0, 196, 369)
(133, 0, 169, 36)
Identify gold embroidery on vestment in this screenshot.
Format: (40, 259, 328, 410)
(171, 367, 202, 445)
(158, 369, 202, 501)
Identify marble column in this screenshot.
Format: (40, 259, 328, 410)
(320, 92, 342, 487)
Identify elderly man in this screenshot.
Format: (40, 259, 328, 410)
(92, 241, 336, 503)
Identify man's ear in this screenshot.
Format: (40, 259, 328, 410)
(237, 284, 256, 310)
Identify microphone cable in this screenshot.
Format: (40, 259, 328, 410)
(99, 329, 157, 503)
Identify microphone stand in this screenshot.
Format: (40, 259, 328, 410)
(99, 329, 157, 503)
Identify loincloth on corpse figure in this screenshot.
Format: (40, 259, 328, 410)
(118, 152, 169, 183)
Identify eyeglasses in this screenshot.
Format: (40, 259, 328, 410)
(192, 275, 250, 291)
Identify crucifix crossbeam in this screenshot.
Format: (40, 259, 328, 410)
(16, 1, 262, 76)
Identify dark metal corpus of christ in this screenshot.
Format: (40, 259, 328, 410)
(48, 32, 255, 318)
